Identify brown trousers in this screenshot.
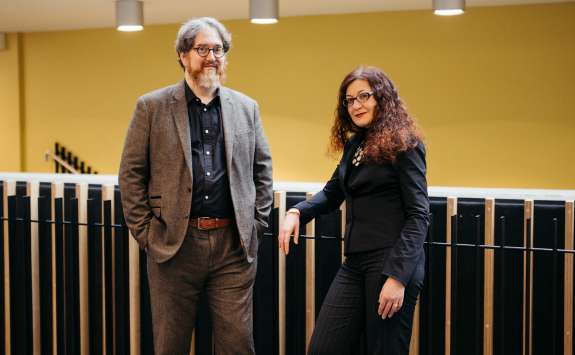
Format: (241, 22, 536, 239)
(147, 225, 257, 355)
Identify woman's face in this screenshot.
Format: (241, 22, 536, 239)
(345, 79, 377, 128)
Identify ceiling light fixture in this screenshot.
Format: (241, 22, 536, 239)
(116, 0, 144, 32)
(250, 0, 279, 24)
(433, 0, 465, 16)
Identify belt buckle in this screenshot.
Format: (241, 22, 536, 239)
(197, 217, 211, 230)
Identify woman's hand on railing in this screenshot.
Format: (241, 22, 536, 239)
(278, 208, 301, 255)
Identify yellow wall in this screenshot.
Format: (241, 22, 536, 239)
(5, 3, 575, 188)
(0, 33, 22, 171)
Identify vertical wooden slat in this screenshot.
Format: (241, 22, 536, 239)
(523, 200, 534, 355)
(28, 181, 41, 355)
(102, 185, 114, 355)
(445, 197, 457, 355)
(3, 180, 15, 355)
(274, 191, 286, 355)
(409, 300, 420, 355)
(129, 232, 141, 355)
(565, 201, 574, 355)
(76, 183, 89, 355)
(305, 192, 315, 351)
(484, 198, 495, 355)
(50, 182, 63, 355)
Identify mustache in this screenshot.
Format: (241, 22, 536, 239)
(202, 61, 219, 68)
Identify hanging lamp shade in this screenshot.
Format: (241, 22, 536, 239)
(433, 0, 465, 16)
(116, 0, 144, 32)
(250, 0, 278, 24)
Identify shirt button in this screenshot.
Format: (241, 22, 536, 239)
(206, 172, 211, 176)
(204, 129, 209, 134)
(206, 151, 210, 155)
(204, 195, 209, 200)
(203, 108, 207, 112)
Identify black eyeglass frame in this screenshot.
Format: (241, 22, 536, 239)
(343, 91, 375, 107)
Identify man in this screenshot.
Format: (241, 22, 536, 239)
(119, 17, 273, 355)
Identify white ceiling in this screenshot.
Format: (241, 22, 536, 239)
(0, 0, 572, 32)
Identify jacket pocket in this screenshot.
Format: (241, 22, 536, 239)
(149, 197, 161, 218)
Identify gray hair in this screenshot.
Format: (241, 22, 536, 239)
(175, 17, 232, 67)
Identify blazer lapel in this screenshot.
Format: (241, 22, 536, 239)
(219, 87, 235, 173)
(339, 132, 363, 192)
(170, 81, 194, 179)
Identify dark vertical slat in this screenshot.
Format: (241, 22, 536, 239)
(285, 192, 307, 355)
(38, 193, 53, 355)
(253, 206, 279, 355)
(423, 212, 434, 355)
(195, 294, 213, 355)
(114, 188, 130, 355)
(0, 181, 5, 354)
(551, 217, 558, 355)
(64, 185, 80, 355)
(475, 214, 483, 354)
(139, 247, 154, 355)
(493, 200, 523, 355)
(9, 195, 32, 354)
(450, 214, 458, 355)
(103, 200, 114, 355)
(87, 194, 102, 355)
(532, 201, 564, 355)
(498, 216, 506, 355)
(525, 215, 531, 355)
(54, 143, 60, 173)
(54, 197, 65, 354)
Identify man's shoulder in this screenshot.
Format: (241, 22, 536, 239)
(220, 86, 257, 107)
(138, 82, 182, 103)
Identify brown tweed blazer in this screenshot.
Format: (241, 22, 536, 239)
(119, 81, 273, 263)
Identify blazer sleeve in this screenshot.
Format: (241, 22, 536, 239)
(381, 142, 430, 286)
(294, 162, 346, 225)
(118, 96, 153, 249)
(253, 101, 274, 232)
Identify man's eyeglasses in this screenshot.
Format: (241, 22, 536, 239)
(343, 91, 374, 107)
(192, 45, 226, 58)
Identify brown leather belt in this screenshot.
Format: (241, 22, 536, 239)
(189, 217, 232, 230)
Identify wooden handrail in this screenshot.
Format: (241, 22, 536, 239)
(44, 150, 79, 174)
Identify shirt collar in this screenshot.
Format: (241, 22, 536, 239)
(184, 81, 220, 106)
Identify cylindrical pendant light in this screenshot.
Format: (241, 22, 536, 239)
(250, 0, 279, 24)
(116, 0, 144, 32)
(433, 0, 465, 16)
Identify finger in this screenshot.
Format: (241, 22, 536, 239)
(377, 299, 385, 316)
(293, 221, 300, 245)
(283, 229, 290, 255)
(381, 300, 393, 319)
(388, 302, 401, 318)
(279, 228, 290, 255)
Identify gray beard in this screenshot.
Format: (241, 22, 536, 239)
(193, 69, 221, 91)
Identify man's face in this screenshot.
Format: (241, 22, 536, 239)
(180, 27, 227, 90)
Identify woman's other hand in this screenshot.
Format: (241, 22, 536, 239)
(377, 277, 405, 319)
(278, 209, 300, 255)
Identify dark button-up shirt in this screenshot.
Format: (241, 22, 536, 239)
(185, 82, 234, 218)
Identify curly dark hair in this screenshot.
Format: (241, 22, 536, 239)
(330, 66, 423, 163)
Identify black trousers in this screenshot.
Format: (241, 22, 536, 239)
(308, 248, 424, 355)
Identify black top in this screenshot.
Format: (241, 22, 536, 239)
(185, 82, 234, 218)
(294, 132, 429, 286)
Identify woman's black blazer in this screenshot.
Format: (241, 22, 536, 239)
(295, 133, 429, 286)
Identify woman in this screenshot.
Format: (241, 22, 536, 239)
(279, 66, 429, 355)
